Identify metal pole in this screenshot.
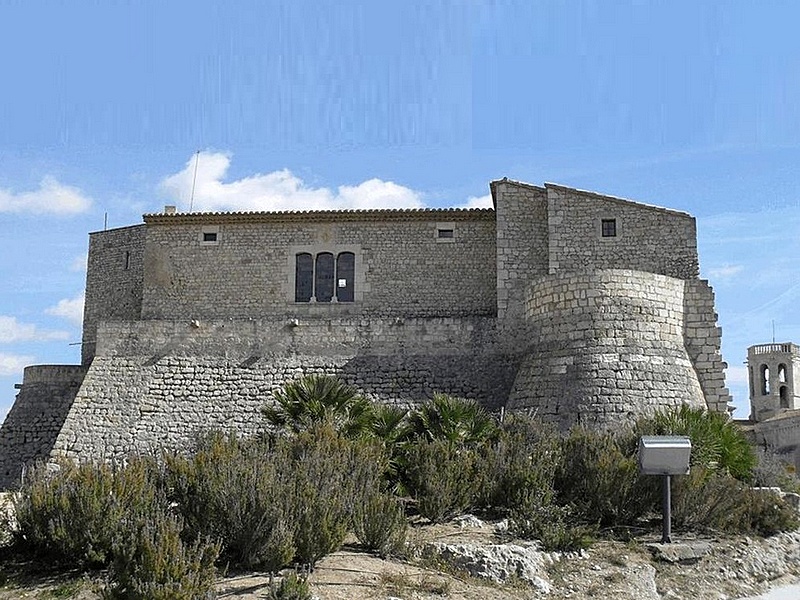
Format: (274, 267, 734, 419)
(662, 473, 672, 543)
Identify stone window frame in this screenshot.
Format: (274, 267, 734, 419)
(599, 217, 620, 239)
(289, 244, 364, 304)
(435, 222, 456, 243)
(199, 225, 220, 246)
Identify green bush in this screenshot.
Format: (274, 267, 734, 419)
(738, 487, 800, 536)
(637, 406, 757, 481)
(168, 426, 385, 570)
(672, 467, 799, 535)
(166, 434, 295, 572)
(14, 457, 162, 568)
(477, 416, 562, 512)
(509, 501, 596, 551)
(556, 428, 658, 528)
(352, 490, 407, 557)
(402, 440, 483, 523)
(752, 450, 800, 493)
(266, 569, 312, 600)
(287, 426, 384, 566)
(105, 509, 219, 600)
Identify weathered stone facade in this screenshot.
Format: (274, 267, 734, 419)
(0, 179, 732, 487)
(738, 342, 800, 469)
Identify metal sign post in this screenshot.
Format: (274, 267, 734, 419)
(662, 473, 672, 544)
(638, 436, 691, 544)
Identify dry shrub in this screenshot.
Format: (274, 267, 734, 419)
(14, 457, 161, 568)
(352, 490, 407, 557)
(106, 509, 219, 600)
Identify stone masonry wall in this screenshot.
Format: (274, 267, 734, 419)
(49, 317, 521, 463)
(0, 365, 87, 488)
(546, 185, 699, 279)
(683, 279, 732, 414)
(492, 180, 549, 325)
(507, 270, 707, 429)
(82, 225, 146, 364)
(747, 411, 800, 471)
(139, 211, 496, 322)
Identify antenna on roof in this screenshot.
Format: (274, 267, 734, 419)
(772, 320, 776, 344)
(189, 150, 200, 212)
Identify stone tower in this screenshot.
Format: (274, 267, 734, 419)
(748, 342, 800, 421)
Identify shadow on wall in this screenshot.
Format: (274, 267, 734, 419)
(334, 353, 523, 412)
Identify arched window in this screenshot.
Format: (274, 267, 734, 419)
(336, 252, 355, 303)
(780, 386, 789, 409)
(779, 364, 787, 383)
(295, 251, 356, 303)
(295, 253, 313, 302)
(761, 364, 770, 395)
(314, 253, 334, 302)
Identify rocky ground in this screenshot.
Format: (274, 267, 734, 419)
(1, 516, 800, 599)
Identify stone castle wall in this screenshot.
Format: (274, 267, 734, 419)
(82, 225, 146, 364)
(546, 185, 699, 279)
(492, 180, 549, 323)
(140, 210, 496, 323)
(744, 411, 800, 471)
(683, 280, 732, 413)
(507, 270, 707, 428)
(0, 366, 88, 488)
(49, 317, 521, 463)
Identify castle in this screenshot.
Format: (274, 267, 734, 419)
(0, 179, 732, 488)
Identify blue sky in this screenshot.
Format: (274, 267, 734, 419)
(1, 0, 798, 419)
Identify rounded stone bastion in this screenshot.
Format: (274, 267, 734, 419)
(506, 269, 706, 429)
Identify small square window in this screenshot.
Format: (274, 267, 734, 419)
(435, 222, 456, 242)
(199, 225, 220, 245)
(601, 218, 617, 238)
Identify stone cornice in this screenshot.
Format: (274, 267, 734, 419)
(143, 207, 495, 226)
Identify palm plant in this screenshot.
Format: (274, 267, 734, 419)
(370, 404, 411, 445)
(263, 374, 375, 439)
(406, 393, 498, 445)
(636, 405, 756, 481)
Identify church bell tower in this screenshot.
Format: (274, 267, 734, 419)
(748, 342, 800, 421)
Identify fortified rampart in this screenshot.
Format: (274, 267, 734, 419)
(50, 317, 520, 462)
(507, 270, 722, 427)
(0, 366, 87, 485)
(0, 179, 732, 488)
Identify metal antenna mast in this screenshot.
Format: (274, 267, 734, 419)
(189, 150, 200, 212)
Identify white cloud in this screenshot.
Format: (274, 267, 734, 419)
(707, 264, 744, 280)
(160, 152, 424, 212)
(0, 177, 92, 215)
(70, 254, 88, 272)
(0, 353, 33, 377)
(0, 316, 69, 343)
(45, 294, 85, 326)
(460, 194, 493, 209)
